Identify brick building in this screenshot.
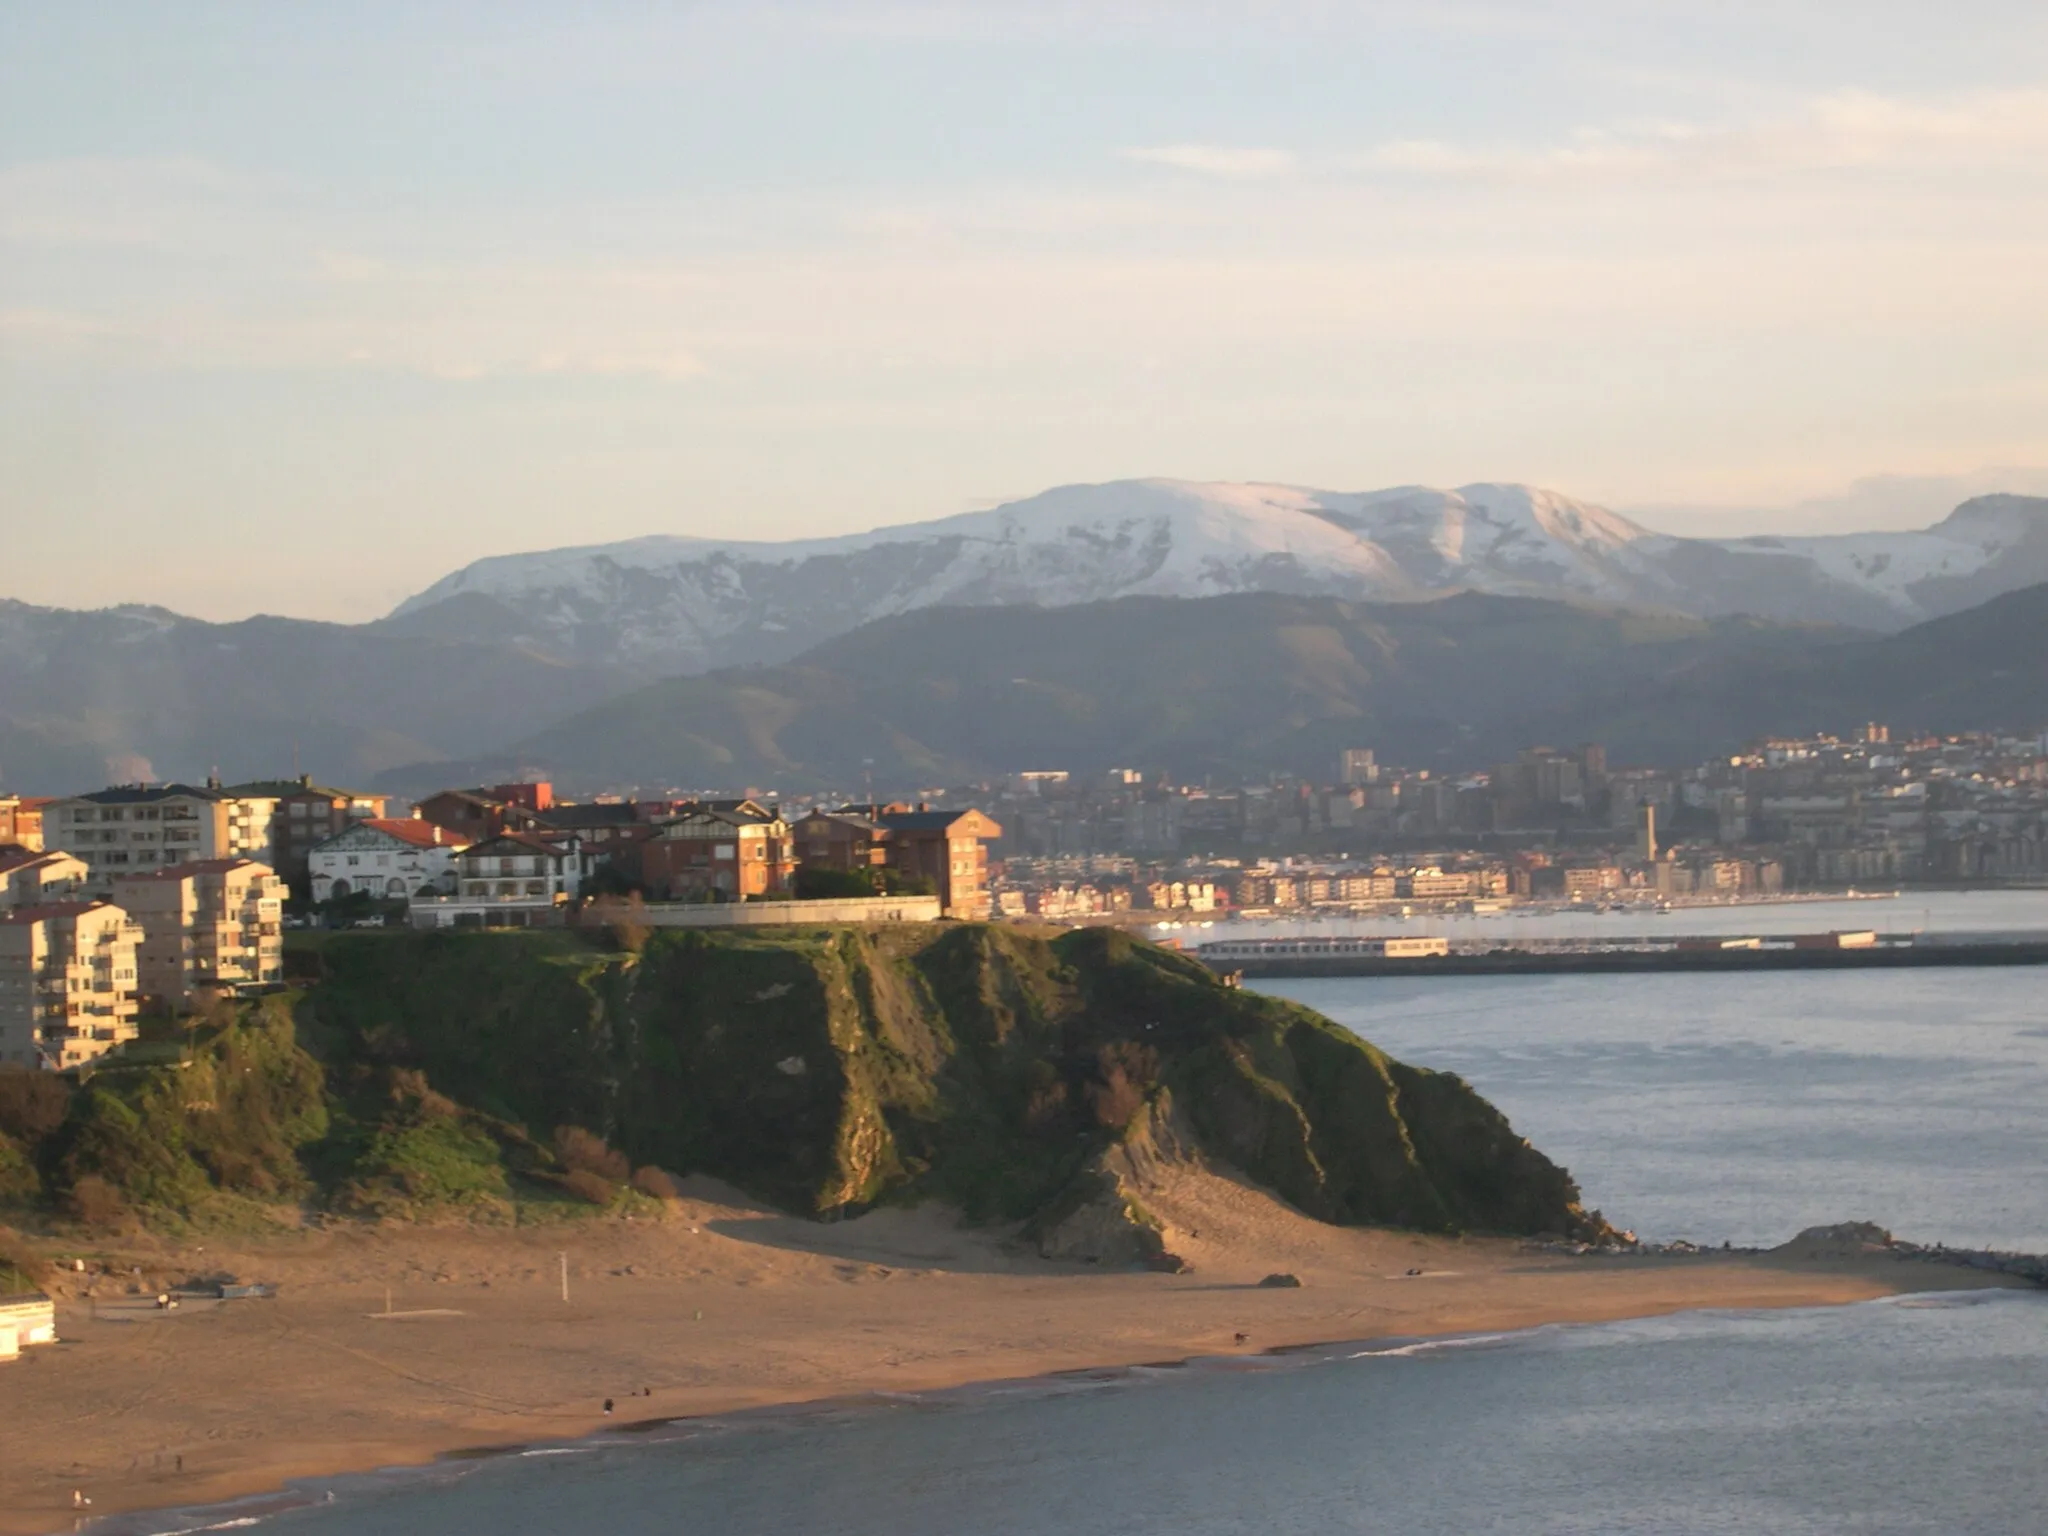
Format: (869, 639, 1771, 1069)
(112, 859, 286, 1007)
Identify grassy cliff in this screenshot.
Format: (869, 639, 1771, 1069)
(0, 926, 1606, 1244)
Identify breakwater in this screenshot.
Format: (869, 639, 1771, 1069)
(1199, 934, 2048, 978)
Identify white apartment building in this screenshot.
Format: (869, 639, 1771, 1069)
(0, 850, 90, 908)
(111, 859, 286, 1008)
(41, 783, 276, 885)
(309, 819, 467, 903)
(409, 834, 591, 928)
(0, 901, 142, 1070)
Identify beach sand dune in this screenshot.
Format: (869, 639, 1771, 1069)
(0, 1170, 2013, 1536)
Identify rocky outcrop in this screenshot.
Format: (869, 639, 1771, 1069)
(9, 926, 1611, 1251)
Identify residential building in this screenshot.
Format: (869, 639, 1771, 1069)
(112, 860, 286, 1007)
(792, 810, 888, 871)
(642, 805, 795, 901)
(309, 820, 468, 902)
(414, 788, 548, 844)
(409, 834, 594, 927)
(1340, 749, 1379, 786)
(1403, 867, 1475, 900)
(0, 850, 90, 908)
(875, 807, 1003, 919)
(41, 783, 276, 883)
(223, 777, 388, 892)
(0, 796, 49, 852)
(533, 801, 656, 883)
(0, 901, 142, 1069)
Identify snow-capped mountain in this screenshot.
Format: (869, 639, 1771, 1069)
(385, 481, 2048, 674)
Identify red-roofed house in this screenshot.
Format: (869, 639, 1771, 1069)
(309, 819, 470, 904)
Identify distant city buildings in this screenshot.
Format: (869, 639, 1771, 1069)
(3, 716, 2044, 1066)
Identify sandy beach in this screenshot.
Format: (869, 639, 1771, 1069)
(1, 1165, 2019, 1536)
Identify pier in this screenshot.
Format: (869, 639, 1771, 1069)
(1197, 930, 2048, 978)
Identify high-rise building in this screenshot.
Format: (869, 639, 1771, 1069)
(0, 901, 142, 1070)
(111, 860, 286, 1008)
(42, 783, 277, 883)
(1340, 749, 1379, 786)
(1636, 802, 1659, 863)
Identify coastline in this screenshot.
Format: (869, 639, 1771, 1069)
(67, 1277, 2033, 1536)
(4, 1174, 2028, 1536)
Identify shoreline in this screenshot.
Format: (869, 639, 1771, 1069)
(70, 1278, 2037, 1536)
(6, 1181, 2031, 1536)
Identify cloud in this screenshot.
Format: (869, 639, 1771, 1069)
(1121, 144, 1297, 178)
(1350, 88, 2048, 182)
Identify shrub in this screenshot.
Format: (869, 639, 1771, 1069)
(554, 1126, 629, 1181)
(0, 1226, 46, 1293)
(67, 1175, 127, 1228)
(630, 1165, 682, 1200)
(1085, 1042, 1160, 1129)
(0, 1068, 71, 1147)
(0, 1133, 40, 1205)
(560, 1168, 618, 1205)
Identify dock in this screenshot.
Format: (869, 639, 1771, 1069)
(1196, 930, 2048, 978)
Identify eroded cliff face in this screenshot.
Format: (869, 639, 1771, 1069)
(2, 925, 1607, 1244)
(305, 924, 1605, 1239)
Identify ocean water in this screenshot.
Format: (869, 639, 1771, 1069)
(1262, 966, 2048, 1251)
(132, 1294, 2048, 1535)
(111, 938, 2048, 1535)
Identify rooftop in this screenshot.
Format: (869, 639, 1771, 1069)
(67, 783, 223, 806)
(0, 900, 116, 925)
(536, 802, 643, 829)
(224, 776, 379, 800)
(343, 818, 468, 850)
(109, 858, 275, 882)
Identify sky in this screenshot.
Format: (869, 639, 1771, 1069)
(6, 0, 2048, 622)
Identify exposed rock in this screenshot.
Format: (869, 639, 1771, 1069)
(1257, 1272, 1303, 1289)
(1772, 1222, 1896, 1260)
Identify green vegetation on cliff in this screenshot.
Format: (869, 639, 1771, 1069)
(0, 925, 1604, 1245)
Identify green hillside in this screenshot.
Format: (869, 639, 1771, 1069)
(500, 590, 1841, 787)
(0, 927, 1606, 1250)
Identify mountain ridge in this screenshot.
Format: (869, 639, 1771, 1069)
(387, 479, 2048, 674)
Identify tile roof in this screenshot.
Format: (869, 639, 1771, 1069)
(109, 858, 275, 882)
(463, 833, 572, 858)
(536, 802, 642, 829)
(353, 818, 467, 849)
(224, 779, 378, 800)
(877, 809, 994, 832)
(0, 900, 115, 925)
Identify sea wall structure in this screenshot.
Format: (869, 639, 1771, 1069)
(1198, 932, 2048, 978)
